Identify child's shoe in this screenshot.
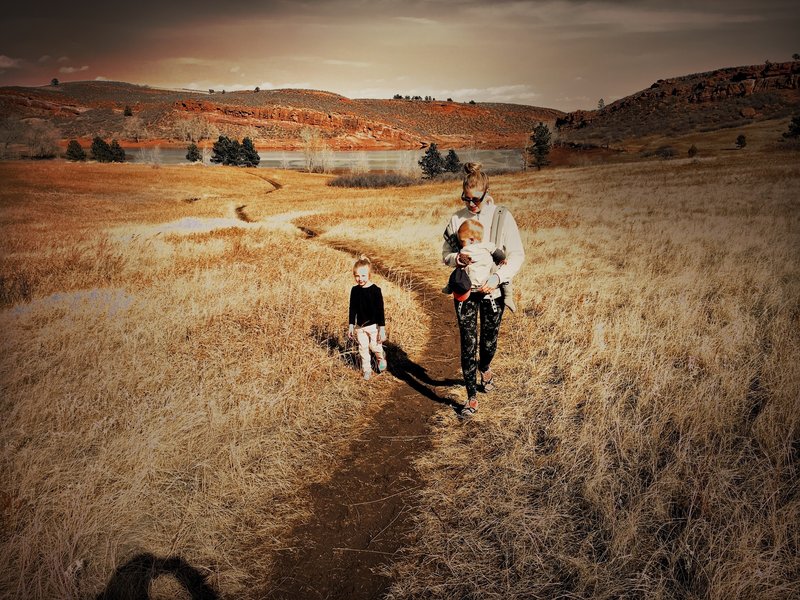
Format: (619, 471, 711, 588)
(501, 281, 516, 312)
(377, 356, 387, 373)
(363, 370, 372, 380)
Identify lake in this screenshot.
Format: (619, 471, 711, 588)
(126, 148, 527, 173)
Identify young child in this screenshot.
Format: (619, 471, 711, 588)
(348, 255, 387, 380)
(443, 220, 507, 306)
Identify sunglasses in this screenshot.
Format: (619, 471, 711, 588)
(461, 189, 487, 205)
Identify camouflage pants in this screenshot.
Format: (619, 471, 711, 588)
(455, 293, 505, 398)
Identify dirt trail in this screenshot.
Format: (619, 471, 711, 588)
(262, 229, 464, 598)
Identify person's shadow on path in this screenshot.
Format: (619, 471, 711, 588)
(382, 341, 462, 408)
(310, 326, 462, 409)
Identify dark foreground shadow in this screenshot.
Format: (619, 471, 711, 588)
(96, 553, 218, 600)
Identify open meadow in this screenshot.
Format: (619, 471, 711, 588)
(1, 149, 798, 599)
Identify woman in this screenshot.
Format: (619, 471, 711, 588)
(441, 162, 525, 418)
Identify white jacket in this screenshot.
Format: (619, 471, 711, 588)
(441, 199, 525, 284)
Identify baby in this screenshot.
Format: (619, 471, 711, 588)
(443, 219, 507, 303)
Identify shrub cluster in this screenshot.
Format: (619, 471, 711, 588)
(90, 137, 126, 163)
(327, 173, 420, 188)
(211, 135, 260, 167)
(65, 140, 87, 161)
(641, 145, 677, 159)
(186, 143, 202, 163)
(418, 144, 462, 178)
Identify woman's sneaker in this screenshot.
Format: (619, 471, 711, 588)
(480, 369, 495, 392)
(459, 396, 478, 419)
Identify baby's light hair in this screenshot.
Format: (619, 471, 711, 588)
(353, 254, 372, 273)
(457, 219, 484, 246)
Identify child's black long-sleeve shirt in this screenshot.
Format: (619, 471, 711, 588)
(349, 284, 385, 327)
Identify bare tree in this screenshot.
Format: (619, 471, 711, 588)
(139, 145, 162, 167)
(350, 151, 369, 174)
(0, 118, 25, 158)
(319, 146, 335, 174)
(175, 116, 218, 143)
(396, 150, 419, 178)
(123, 116, 145, 142)
(300, 127, 326, 172)
(24, 121, 60, 158)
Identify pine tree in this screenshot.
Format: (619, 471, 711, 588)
(123, 105, 133, 117)
(65, 140, 87, 161)
(418, 143, 444, 178)
(91, 137, 114, 162)
(110, 139, 126, 162)
(527, 122, 552, 170)
(782, 115, 800, 138)
(211, 135, 237, 165)
(736, 134, 747, 149)
(240, 137, 261, 167)
(443, 149, 462, 173)
(186, 142, 202, 162)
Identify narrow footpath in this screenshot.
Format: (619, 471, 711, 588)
(263, 233, 465, 599)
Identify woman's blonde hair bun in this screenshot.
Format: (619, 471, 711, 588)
(463, 162, 482, 175)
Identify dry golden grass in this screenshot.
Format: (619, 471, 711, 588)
(385, 153, 800, 599)
(1, 147, 798, 599)
(0, 162, 426, 598)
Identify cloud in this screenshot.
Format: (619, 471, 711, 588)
(337, 82, 541, 104)
(57, 56, 70, 63)
(95, 76, 110, 81)
(38, 55, 52, 63)
(0, 55, 23, 68)
(395, 16, 438, 26)
(445, 84, 541, 103)
(462, 0, 767, 35)
(59, 65, 89, 74)
(167, 57, 222, 67)
(323, 59, 371, 68)
(183, 80, 312, 92)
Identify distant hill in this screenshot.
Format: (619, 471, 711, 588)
(3, 61, 797, 153)
(557, 61, 799, 146)
(0, 81, 563, 150)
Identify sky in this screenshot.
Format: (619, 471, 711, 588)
(1, 0, 798, 111)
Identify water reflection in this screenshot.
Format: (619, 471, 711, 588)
(126, 148, 526, 172)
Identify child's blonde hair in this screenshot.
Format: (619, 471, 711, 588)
(462, 162, 489, 196)
(457, 219, 484, 246)
(353, 254, 372, 273)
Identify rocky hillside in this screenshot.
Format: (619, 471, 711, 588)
(0, 81, 562, 150)
(557, 61, 800, 145)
